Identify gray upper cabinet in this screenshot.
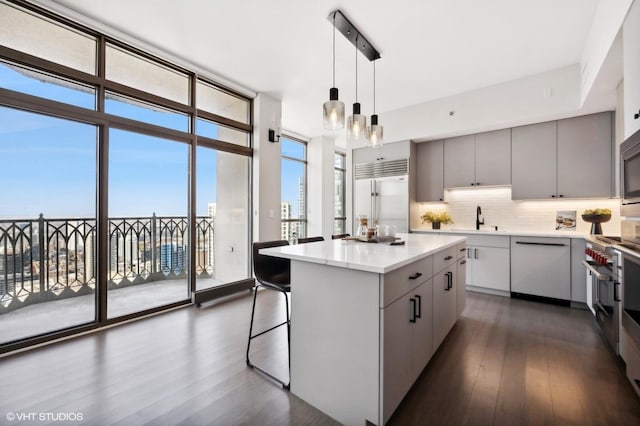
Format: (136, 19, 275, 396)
(354, 140, 411, 165)
(416, 140, 444, 202)
(557, 112, 613, 198)
(511, 121, 557, 200)
(444, 135, 475, 188)
(512, 113, 613, 200)
(443, 130, 511, 188)
(475, 128, 511, 186)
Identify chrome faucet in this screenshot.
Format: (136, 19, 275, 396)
(476, 206, 484, 230)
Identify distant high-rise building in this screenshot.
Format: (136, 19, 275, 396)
(281, 202, 292, 241)
(297, 176, 305, 238)
(207, 202, 217, 218)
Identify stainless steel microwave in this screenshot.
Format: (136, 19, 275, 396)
(621, 130, 640, 218)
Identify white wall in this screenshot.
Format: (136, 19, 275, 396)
(379, 65, 588, 144)
(252, 94, 282, 241)
(307, 135, 336, 240)
(580, 0, 633, 105)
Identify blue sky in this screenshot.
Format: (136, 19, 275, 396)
(0, 62, 303, 220)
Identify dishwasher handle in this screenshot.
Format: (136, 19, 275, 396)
(515, 241, 566, 247)
(582, 260, 612, 281)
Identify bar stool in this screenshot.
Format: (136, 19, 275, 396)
(246, 240, 291, 389)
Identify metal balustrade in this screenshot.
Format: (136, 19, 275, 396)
(0, 214, 214, 314)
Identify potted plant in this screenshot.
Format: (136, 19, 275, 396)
(420, 211, 454, 229)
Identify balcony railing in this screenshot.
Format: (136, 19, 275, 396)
(0, 214, 215, 314)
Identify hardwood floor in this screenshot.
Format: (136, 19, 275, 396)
(1, 290, 639, 425)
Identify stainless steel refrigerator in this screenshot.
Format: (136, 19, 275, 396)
(353, 159, 409, 233)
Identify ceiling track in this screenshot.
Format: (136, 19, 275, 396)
(327, 10, 381, 62)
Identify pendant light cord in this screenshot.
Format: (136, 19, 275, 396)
(373, 60, 376, 113)
(332, 12, 336, 87)
(355, 36, 358, 102)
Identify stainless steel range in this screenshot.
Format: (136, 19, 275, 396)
(619, 221, 640, 349)
(584, 235, 622, 353)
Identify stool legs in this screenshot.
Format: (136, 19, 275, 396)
(246, 286, 291, 389)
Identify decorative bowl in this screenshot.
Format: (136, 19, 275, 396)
(581, 214, 611, 223)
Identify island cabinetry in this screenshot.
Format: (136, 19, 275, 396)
(456, 243, 467, 316)
(432, 248, 459, 349)
(382, 277, 433, 424)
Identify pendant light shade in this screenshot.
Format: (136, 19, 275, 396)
(323, 12, 345, 130)
(348, 36, 367, 142)
(323, 88, 345, 130)
(347, 103, 367, 142)
(368, 60, 383, 147)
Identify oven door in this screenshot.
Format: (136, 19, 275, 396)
(621, 136, 640, 216)
(584, 260, 619, 352)
(622, 252, 640, 347)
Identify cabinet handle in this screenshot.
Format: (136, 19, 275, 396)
(467, 248, 471, 258)
(634, 112, 639, 120)
(559, 194, 564, 198)
(447, 271, 454, 289)
(409, 298, 417, 323)
(470, 182, 475, 186)
(551, 194, 556, 198)
(476, 182, 480, 186)
(444, 273, 450, 291)
(460, 260, 467, 265)
(409, 272, 423, 280)
(444, 255, 453, 261)
(615, 281, 621, 302)
(474, 248, 479, 259)
(415, 294, 422, 319)
(460, 247, 466, 252)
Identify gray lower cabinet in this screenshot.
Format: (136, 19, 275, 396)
(416, 140, 445, 202)
(511, 121, 557, 200)
(510, 236, 571, 300)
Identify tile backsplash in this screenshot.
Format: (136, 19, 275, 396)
(414, 187, 621, 235)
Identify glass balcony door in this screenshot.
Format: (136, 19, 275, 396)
(107, 129, 190, 318)
(195, 145, 250, 291)
(0, 107, 97, 344)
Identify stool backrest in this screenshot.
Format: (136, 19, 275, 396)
(252, 240, 290, 285)
(331, 233, 350, 240)
(298, 236, 324, 244)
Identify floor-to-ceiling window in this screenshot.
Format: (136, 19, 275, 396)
(334, 152, 347, 234)
(281, 136, 307, 242)
(0, 0, 252, 353)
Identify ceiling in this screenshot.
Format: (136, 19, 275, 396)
(49, 0, 601, 143)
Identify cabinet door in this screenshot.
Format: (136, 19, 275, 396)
(353, 146, 379, 164)
(511, 237, 571, 300)
(382, 293, 414, 423)
(475, 128, 511, 186)
(472, 246, 510, 291)
(444, 135, 475, 188)
(411, 279, 434, 379)
(416, 140, 444, 202)
(571, 238, 587, 303)
(557, 112, 612, 198)
(624, 0, 640, 139)
(457, 258, 467, 317)
(379, 140, 411, 162)
(433, 265, 457, 349)
(511, 121, 557, 199)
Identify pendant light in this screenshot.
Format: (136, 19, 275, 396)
(347, 35, 366, 143)
(368, 60, 383, 147)
(323, 12, 345, 130)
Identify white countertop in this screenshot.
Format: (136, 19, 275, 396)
(260, 233, 466, 274)
(411, 227, 594, 239)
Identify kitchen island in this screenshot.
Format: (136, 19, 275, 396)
(261, 233, 466, 425)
